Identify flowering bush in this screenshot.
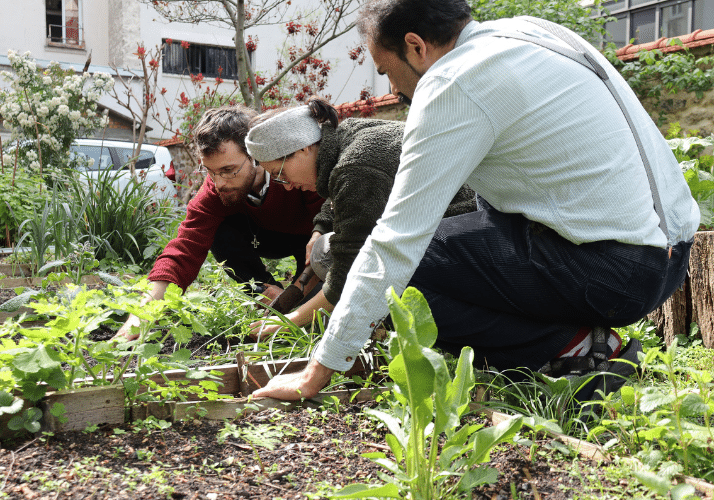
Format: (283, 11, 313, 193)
(0, 50, 113, 244)
(0, 50, 112, 175)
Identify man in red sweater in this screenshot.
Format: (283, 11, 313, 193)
(116, 105, 324, 339)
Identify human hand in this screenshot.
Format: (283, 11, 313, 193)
(252, 359, 334, 400)
(256, 284, 284, 305)
(248, 315, 287, 339)
(113, 314, 143, 341)
(305, 231, 322, 265)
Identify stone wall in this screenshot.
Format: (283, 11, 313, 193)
(641, 87, 714, 136)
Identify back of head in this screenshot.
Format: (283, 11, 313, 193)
(193, 104, 258, 158)
(246, 96, 338, 163)
(357, 0, 472, 59)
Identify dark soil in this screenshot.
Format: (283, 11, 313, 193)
(0, 402, 611, 500)
(0, 280, 619, 499)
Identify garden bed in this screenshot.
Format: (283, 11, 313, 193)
(2, 266, 714, 499)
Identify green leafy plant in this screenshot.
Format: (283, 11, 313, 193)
(606, 42, 714, 127)
(331, 287, 523, 499)
(665, 131, 714, 231)
(590, 339, 714, 482)
(0, 166, 50, 247)
(8, 407, 42, 434)
(217, 421, 295, 473)
(469, 0, 612, 43)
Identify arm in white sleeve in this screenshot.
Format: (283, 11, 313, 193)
(312, 76, 496, 371)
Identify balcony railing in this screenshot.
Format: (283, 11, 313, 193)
(46, 23, 85, 48)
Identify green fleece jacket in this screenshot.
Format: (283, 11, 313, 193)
(313, 118, 478, 305)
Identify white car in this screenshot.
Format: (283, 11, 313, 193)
(70, 139, 179, 206)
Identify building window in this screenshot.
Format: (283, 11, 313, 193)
(162, 40, 250, 80)
(694, 0, 714, 30)
(598, 0, 713, 47)
(631, 8, 657, 44)
(46, 0, 84, 47)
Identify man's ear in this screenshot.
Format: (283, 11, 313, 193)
(404, 32, 428, 63)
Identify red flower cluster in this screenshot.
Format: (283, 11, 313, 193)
(215, 77, 224, 85)
(135, 45, 146, 58)
(190, 73, 204, 83)
(149, 59, 159, 69)
(178, 92, 190, 108)
(348, 45, 365, 62)
(286, 21, 301, 35)
(160, 87, 167, 95)
(305, 23, 318, 37)
(165, 38, 173, 45)
(181, 40, 190, 49)
(245, 35, 258, 53)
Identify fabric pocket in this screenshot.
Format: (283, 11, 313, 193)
(584, 279, 647, 325)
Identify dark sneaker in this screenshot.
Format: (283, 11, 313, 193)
(573, 338, 643, 418)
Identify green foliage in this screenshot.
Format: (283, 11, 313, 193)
(0, 167, 51, 246)
(590, 340, 714, 483)
(62, 167, 177, 267)
(331, 287, 523, 499)
(605, 44, 714, 126)
(468, 0, 612, 43)
(0, 280, 225, 407)
(665, 129, 714, 230)
(7, 407, 42, 433)
(14, 167, 177, 272)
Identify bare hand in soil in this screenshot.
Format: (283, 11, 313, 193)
(113, 313, 143, 341)
(253, 359, 334, 400)
(249, 315, 287, 339)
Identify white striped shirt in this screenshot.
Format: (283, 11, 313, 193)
(313, 18, 700, 371)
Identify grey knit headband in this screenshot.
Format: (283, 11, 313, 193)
(245, 106, 322, 162)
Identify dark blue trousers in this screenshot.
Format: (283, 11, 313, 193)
(211, 213, 310, 287)
(408, 205, 692, 371)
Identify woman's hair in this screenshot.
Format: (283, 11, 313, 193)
(245, 96, 338, 162)
(251, 96, 338, 132)
(193, 104, 258, 158)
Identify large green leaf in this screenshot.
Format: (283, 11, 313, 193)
(0, 391, 24, 416)
(471, 415, 523, 464)
(329, 482, 402, 498)
(459, 465, 499, 491)
(640, 388, 676, 413)
(434, 346, 475, 437)
(400, 287, 438, 348)
(12, 345, 62, 373)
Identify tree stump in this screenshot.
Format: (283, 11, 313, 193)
(690, 232, 714, 347)
(646, 231, 714, 347)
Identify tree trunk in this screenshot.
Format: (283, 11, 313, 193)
(689, 231, 714, 347)
(646, 231, 714, 347)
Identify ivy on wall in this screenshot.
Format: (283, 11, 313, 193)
(604, 42, 714, 126)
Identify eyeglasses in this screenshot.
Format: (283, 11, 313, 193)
(270, 156, 289, 185)
(196, 155, 253, 180)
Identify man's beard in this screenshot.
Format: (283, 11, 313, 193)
(217, 184, 251, 206)
(397, 92, 412, 106)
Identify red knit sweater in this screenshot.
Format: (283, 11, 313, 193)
(148, 175, 324, 290)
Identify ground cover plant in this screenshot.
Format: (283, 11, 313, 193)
(1, 270, 713, 498)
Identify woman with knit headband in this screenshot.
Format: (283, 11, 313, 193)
(246, 96, 477, 337)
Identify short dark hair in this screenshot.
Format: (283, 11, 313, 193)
(357, 0, 472, 60)
(193, 104, 258, 158)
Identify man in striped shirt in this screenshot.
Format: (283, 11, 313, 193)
(253, 0, 699, 403)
